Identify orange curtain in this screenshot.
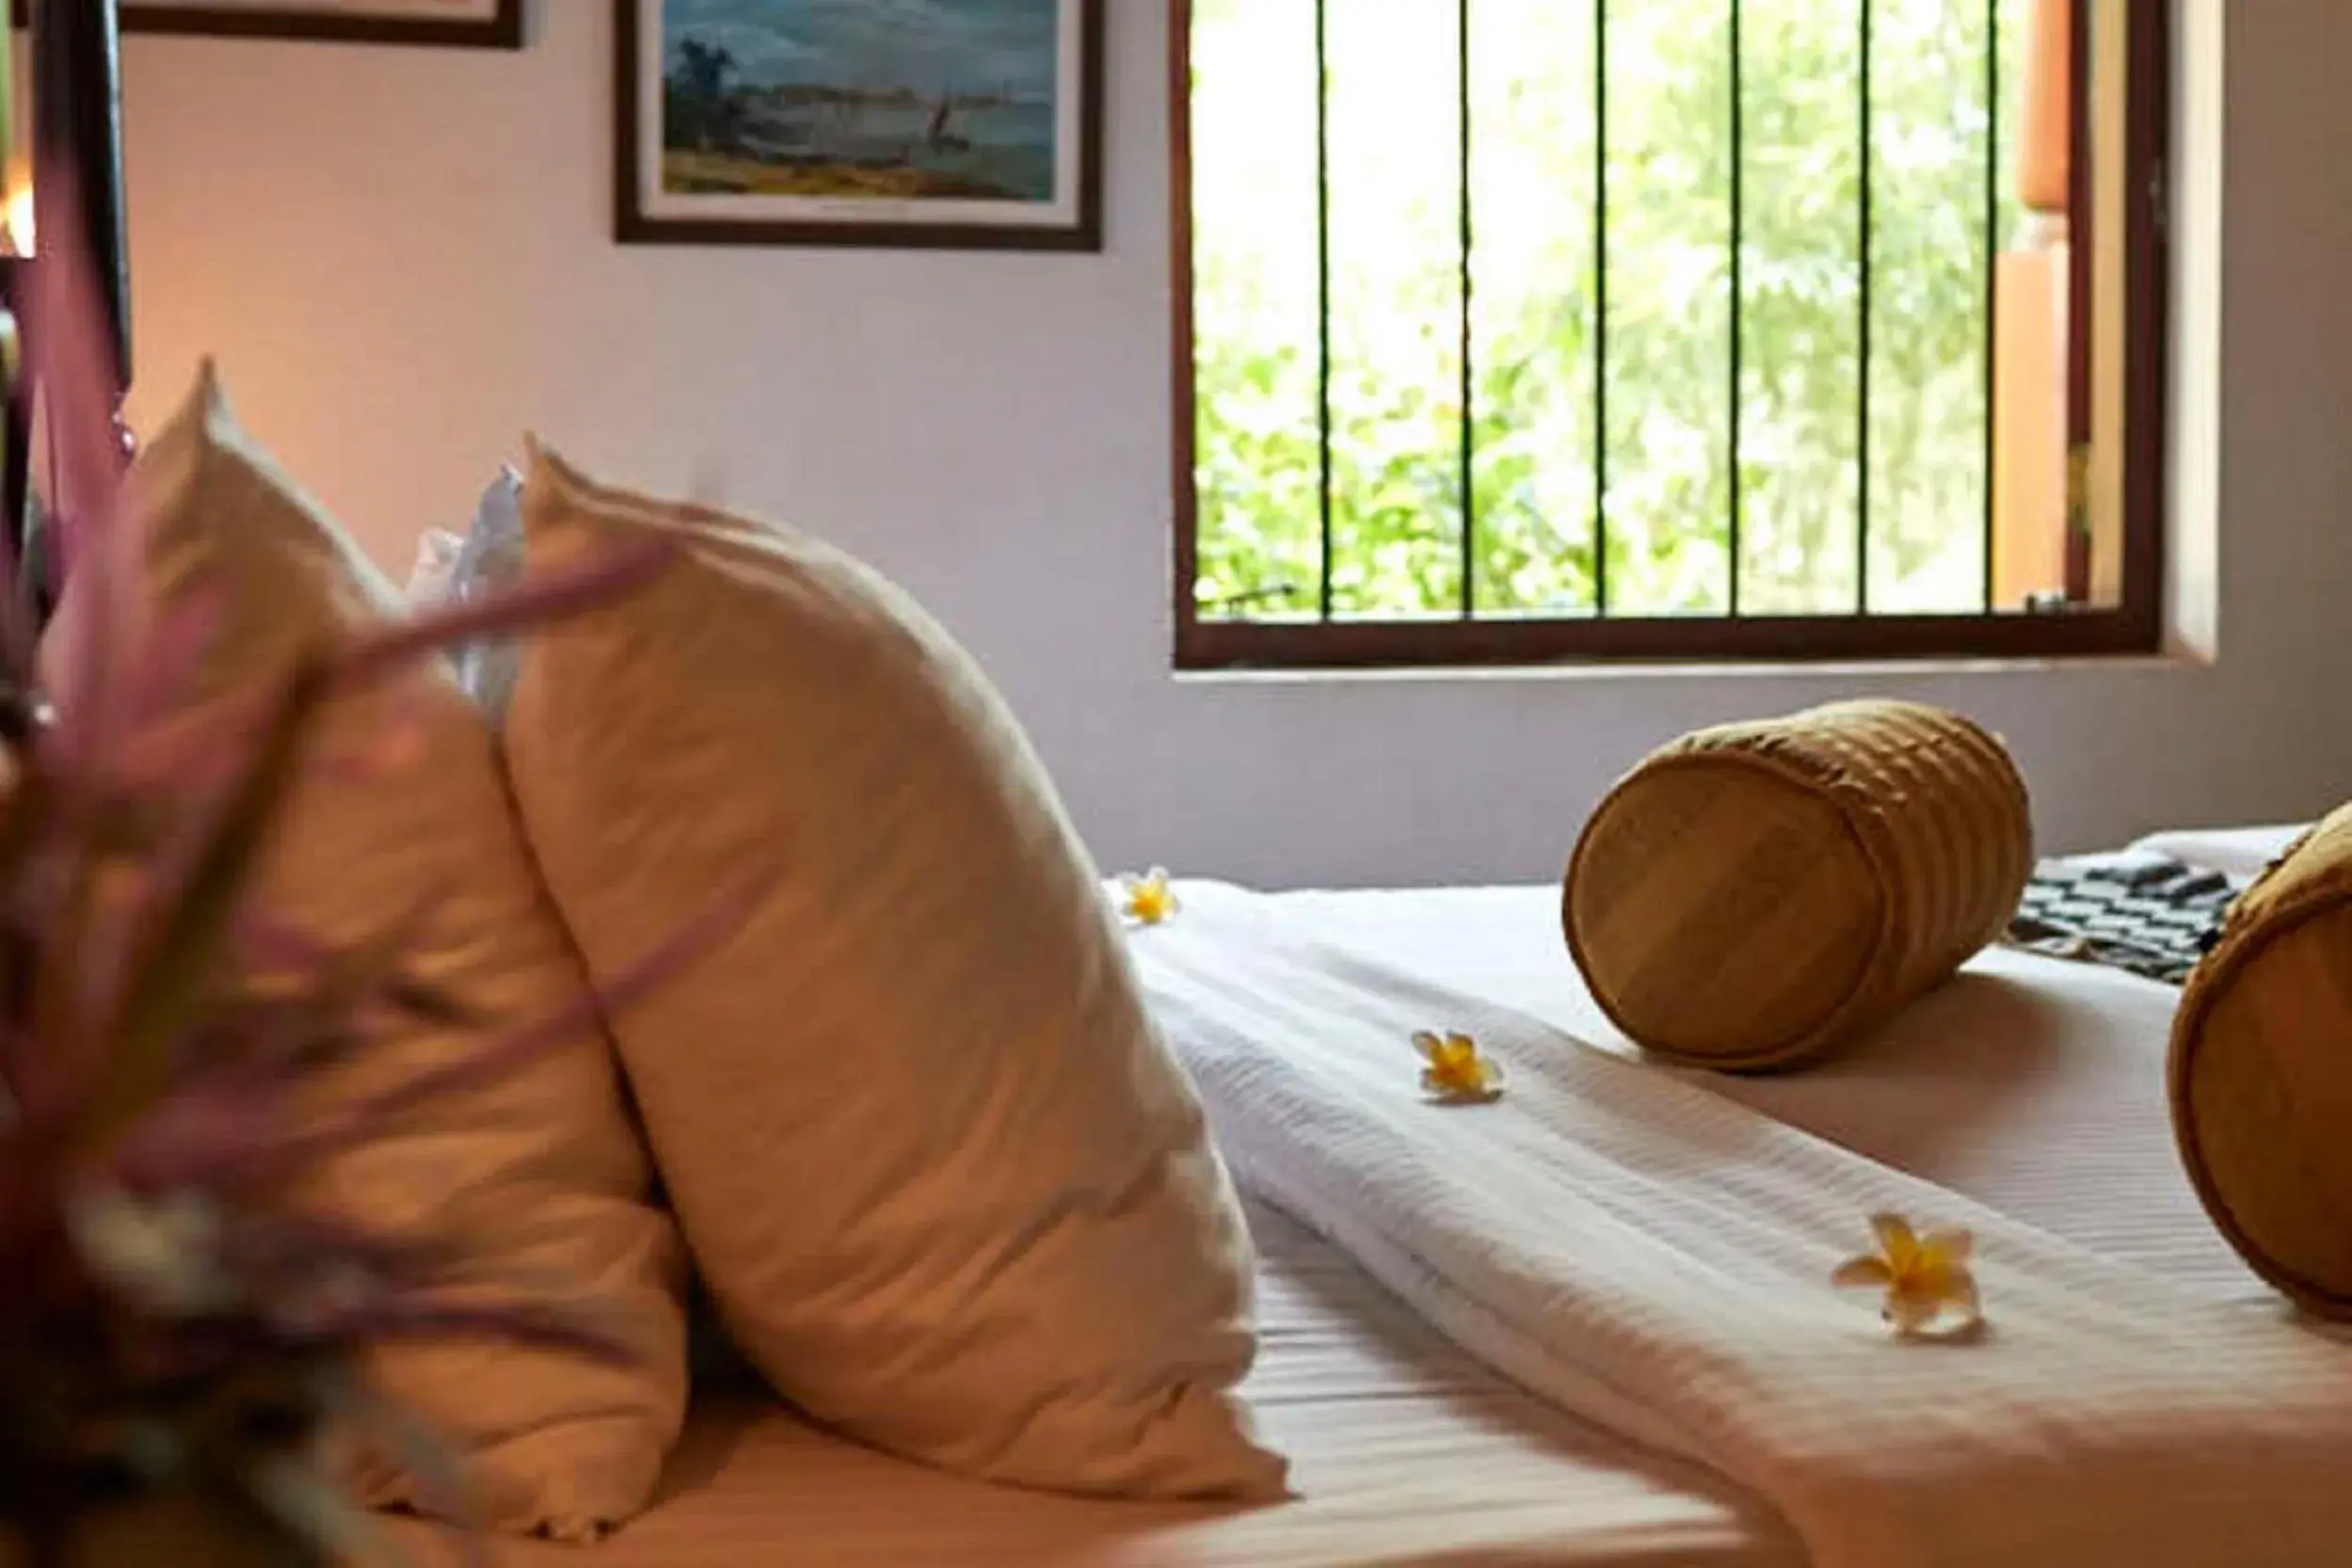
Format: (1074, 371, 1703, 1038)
(2020, 0, 2071, 216)
(1992, 0, 2073, 608)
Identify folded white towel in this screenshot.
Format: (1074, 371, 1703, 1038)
(1133, 882, 2352, 1568)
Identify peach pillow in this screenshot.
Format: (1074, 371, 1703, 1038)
(65, 368, 689, 1539)
(501, 442, 1286, 1501)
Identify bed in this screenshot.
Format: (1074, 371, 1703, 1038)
(411, 824, 2325, 1568)
(15, 6, 2343, 1560)
(21, 3, 2340, 1557)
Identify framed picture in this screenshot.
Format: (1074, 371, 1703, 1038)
(616, 0, 1104, 252)
(117, 0, 522, 48)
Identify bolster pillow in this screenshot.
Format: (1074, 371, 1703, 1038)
(2171, 806, 2352, 1318)
(1563, 699, 2033, 1073)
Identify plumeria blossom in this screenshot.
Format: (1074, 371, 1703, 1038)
(1413, 1031, 1504, 1104)
(1118, 867, 1180, 926)
(1832, 1211, 1983, 1336)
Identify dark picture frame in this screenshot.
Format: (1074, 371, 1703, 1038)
(616, 0, 1103, 252)
(103, 1, 522, 49)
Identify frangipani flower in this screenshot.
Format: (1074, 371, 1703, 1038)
(1414, 1031, 1504, 1104)
(1832, 1211, 1982, 1336)
(1119, 867, 1180, 926)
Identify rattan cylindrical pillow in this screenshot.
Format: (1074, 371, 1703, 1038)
(2170, 807, 2352, 1319)
(1564, 699, 2033, 1073)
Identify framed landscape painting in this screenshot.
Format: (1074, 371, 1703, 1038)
(118, 0, 522, 46)
(616, 0, 1104, 251)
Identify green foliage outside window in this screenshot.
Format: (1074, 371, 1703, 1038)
(1190, 0, 2025, 622)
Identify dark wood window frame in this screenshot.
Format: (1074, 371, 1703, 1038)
(1170, 0, 2171, 671)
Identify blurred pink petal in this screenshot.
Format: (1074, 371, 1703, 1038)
(333, 535, 674, 693)
(24, 166, 141, 772)
(42, 685, 252, 807)
(106, 1076, 291, 1190)
(232, 915, 338, 979)
(23, 163, 130, 585)
(111, 592, 218, 732)
(296, 868, 765, 1153)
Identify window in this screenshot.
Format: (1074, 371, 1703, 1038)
(1173, 0, 2169, 667)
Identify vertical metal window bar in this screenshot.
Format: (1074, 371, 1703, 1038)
(1592, 0, 1611, 617)
(1857, 0, 1874, 613)
(1458, 0, 1477, 616)
(1727, 0, 1745, 616)
(1315, 0, 1335, 622)
(2061, 0, 2091, 603)
(1980, 0, 2000, 611)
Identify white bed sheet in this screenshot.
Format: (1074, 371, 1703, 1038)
(2125, 822, 2305, 881)
(416, 840, 2299, 1567)
(418, 1194, 1796, 1568)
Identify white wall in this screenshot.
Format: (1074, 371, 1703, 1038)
(116, 0, 2352, 888)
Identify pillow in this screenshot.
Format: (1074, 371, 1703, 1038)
(501, 441, 1286, 1502)
(2171, 806, 2352, 1318)
(64, 368, 690, 1539)
(1564, 699, 2033, 1072)
(443, 467, 526, 714)
(405, 525, 463, 603)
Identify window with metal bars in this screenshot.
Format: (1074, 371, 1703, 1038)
(1174, 0, 2168, 668)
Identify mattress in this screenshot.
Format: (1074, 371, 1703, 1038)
(404, 823, 2303, 1567)
(412, 1192, 1797, 1567)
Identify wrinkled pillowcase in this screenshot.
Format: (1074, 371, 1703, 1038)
(500, 440, 1287, 1503)
(447, 467, 527, 713)
(402, 468, 526, 714)
(406, 526, 463, 604)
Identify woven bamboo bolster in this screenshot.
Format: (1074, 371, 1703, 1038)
(2172, 804, 2352, 1319)
(1563, 700, 2033, 1073)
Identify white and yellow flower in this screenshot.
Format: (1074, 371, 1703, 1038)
(1118, 867, 1180, 926)
(1832, 1211, 1981, 1336)
(1413, 1031, 1504, 1105)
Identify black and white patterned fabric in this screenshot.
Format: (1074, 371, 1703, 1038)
(2004, 854, 2241, 985)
